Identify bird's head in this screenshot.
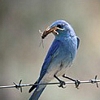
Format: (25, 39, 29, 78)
(41, 20, 76, 39)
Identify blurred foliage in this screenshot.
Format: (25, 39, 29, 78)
(0, 0, 100, 100)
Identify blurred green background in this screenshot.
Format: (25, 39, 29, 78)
(0, 0, 100, 100)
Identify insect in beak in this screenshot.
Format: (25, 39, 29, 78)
(39, 26, 63, 39)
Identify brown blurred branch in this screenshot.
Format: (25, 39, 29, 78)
(0, 75, 100, 92)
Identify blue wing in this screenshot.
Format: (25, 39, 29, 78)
(29, 39, 61, 93)
(39, 39, 61, 80)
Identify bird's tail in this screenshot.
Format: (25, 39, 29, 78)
(29, 85, 46, 100)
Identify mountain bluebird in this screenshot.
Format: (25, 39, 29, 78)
(29, 20, 80, 100)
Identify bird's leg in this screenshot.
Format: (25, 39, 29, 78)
(62, 74, 80, 89)
(54, 75, 66, 88)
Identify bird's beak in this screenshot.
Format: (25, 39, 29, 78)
(41, 26, 61, 39)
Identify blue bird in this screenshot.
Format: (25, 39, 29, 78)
(29, 20, 80, 100)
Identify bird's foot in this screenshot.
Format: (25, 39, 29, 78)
(54, 75, 66, 88)
(59, 80, 66, 88)
(63, 74, 80, 89)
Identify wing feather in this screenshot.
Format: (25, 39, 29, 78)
(39, 39, 61, 80)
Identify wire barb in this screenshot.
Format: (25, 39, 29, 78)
(90, 75, 99, 88)
(13, 80, 23, 92)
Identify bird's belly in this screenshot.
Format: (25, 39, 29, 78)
(40, 49, 75, 83)
(40, 60, 72, 83)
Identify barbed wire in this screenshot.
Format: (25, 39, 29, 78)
(0, 75, 100, 92)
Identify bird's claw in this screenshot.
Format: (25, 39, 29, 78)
(59, 80, 66, 88)
(54, 75, 66, 88)
(63, 74, 80, 89)
(74, 80, 80, 89)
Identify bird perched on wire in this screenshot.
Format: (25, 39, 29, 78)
(29, 20, 80, 100)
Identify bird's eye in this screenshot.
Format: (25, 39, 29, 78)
(57, 24, 63, 28)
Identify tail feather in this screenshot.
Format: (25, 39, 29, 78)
(29, 81, 38, 93)
(29, 86, 46, 100)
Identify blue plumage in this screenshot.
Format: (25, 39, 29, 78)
(29, 20, 80, 100)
